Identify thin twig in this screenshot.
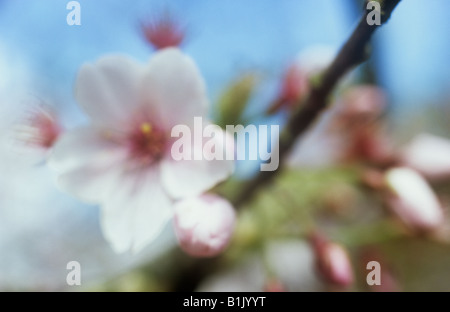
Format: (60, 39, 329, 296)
(232, 0, 402, 207)
(173, 0, 402, 291)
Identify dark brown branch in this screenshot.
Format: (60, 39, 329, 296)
(232, 0, 402, 207)
(173, 0, 402, 291)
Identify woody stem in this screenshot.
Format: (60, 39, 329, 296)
(232, 0, 402, 208)
(173, 0, 402, 291)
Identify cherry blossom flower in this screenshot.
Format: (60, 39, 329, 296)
(49, 48, 234, 253)
(384, 167, 443, 232)
(400, 133, 450, 181)
(173, 194, 236, 257)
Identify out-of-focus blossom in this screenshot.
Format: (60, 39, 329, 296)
(400, 133, 450, 181)
(384, 167, 443, 232)
(287, 85, 388, 168)
(173, 194, 236, 258)
(198, 239, 320, 292)
(333, 85, 387, 127)
(346, 124, 394, 165)
(333, 85, 391, 164)
(268, 46, 335, 113)
(142, 13, 186, 50)
(49, 48, 234, 253)
(11, 103, 63, 161)
(309, 233, 354, 288)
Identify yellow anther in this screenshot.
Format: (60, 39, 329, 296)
(140, 123, 152, 135)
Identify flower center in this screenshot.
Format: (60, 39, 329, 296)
(127, 122, 166, 165)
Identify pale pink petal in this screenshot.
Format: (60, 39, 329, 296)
(141, 48, 208, 129)
(48, 127, 128, 203)
(75, 55, 143, 126)
(161, 126, 234, 199)
(100, 166, 173, 253)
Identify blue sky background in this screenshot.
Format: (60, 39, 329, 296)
(1, 0, 448, 177)
(1, 0, 448, 116)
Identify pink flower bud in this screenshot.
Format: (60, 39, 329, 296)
(268, 46, 335, 113)
(384, 167, 443, 232)
(310, 233, 354, 287)
(141, 13, 186, 50)
(267, 63, 308, 113)
(400, 133, 450, 181)
(173, 194, 236, 258)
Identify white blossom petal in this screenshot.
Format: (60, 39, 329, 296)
(161, 127, 235, 199)
(49, 127, 125, 172)
(76, 55, 143, 126)
(141, 48, 208, 129)
(48, 127, 128, 203)
(57, 163, 126, 205)
(100, 166, 173, 253)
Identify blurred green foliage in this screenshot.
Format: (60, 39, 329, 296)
(215, 73, 259, 128)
